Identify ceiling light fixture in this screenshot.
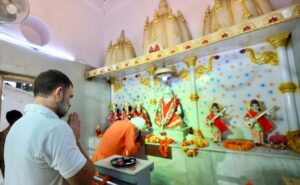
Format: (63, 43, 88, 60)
(154, 67, 176, 82)
(0, 33, 75, 61)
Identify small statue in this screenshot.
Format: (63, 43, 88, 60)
(206, 103, 228, 143)
(155, 89, 183, 129)
(107, 103, 121, 125)
(244, 99, 275, 146)
(121, 102, 133, 120)
(95, 125, 102, 137)
(132, 102, 151, 127)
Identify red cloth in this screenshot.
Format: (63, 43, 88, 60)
(91, 120, 140, 162)
(155, 96, 183, 129)
(207, 113, 228, 133)
(244, 110, 273, 133)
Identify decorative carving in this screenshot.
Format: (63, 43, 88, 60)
(190, 93, 200, 101)
(268, 32, 291, 49)
(226, 0, 234, 26)
(240, 48, 278, 66)
(142, 0, 192, 53)
(195, 55, 217, 77)
(279, 82, 297, 93)
(177, 69, 190, 81)
(109, 77, 124, 93)
(184, 55, 198, 67)
(136, 74, 150, 88)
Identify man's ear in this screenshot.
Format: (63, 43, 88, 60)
(53, 86, 64, 101)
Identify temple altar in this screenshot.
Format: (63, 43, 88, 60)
(86, 1, 300, 185)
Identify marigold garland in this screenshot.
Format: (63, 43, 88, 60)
(159, 138, 174, 157)
(145, 135, 161, 143)
(181, 139, 209, 157)
(223, 140, 254, 151)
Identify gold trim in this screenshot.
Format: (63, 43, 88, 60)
(195, 55, 215, 77)
(109, 77, 124, 93)
(85, 5, 300, 79)
(184, 55, 198, 67)
(264, 13, 284, 26)
(149, 99, 157, 105)
(268, 32, 291, 48)
(279, 82, 297, 93)
(252, 0, 263, 15)
(240, 0, 253, 19)
(293, 4, 300, 17)
(193, 129, 204, 138)
(109, 77, 116, 84)
(213, 8, 221, 32)
(214, 0, 222, 11)
(204, 6, 212, 34)
(226, 0, 234, 26)
(190, 93, 200, 101)
(177, 69, 190, 81)
(136, 74, 150, 88)
(244, 48, 278, 66)
(238, 23, 256, 33)
(146, 66, 157, 76)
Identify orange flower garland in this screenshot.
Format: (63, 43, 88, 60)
(224, 140, 254, 151)
(145, 135, 161, 143)
(159, 138, 174, 157)
(181, 139, 209, 157)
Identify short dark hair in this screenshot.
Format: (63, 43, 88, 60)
(6, 110, 23, 126)
(33, 70, 73, 97)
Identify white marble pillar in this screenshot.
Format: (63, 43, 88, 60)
(184, 55, 203, 138)
(268, 32, 299, 130)
(147, 66, 158, 124)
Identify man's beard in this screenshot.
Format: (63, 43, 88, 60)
(56, 95, 69, 118)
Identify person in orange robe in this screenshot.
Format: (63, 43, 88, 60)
(91, 118, 145, 162)
(206, 103, 228, 143)
(244, 99, 274, 146)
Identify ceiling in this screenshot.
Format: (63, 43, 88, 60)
(0, 0, 299, 68)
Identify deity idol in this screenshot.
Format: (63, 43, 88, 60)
(155, 89, 183, 129)
(121, 102, 133, 120)
(206, 103, 228, 143)
(107, 103, 121, 125)
(244, 99, 275, 146)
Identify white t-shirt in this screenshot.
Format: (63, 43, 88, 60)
(4, 104, 86, 185)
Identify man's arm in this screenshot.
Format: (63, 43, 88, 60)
(66, 112, 95, 185)
(66, 142, 95, 185)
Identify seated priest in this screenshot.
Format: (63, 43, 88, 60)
(91, 117, 146, 162)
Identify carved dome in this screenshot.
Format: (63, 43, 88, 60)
(142, 0, 192, 54)
(104, 30, 136, 66)
(203, 0, 274, 35)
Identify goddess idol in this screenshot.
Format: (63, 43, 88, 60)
(155, 88, 183, 129)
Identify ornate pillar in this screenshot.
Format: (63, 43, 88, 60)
(147, 66, 158, 124)
(108, 77, 116, 104)
(184, 55, 203, 138)
(268, 32, 299, 130)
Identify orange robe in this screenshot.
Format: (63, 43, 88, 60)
(91, 120, 140, 162)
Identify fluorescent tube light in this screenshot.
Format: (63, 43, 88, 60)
(0, 33, 75, 61)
